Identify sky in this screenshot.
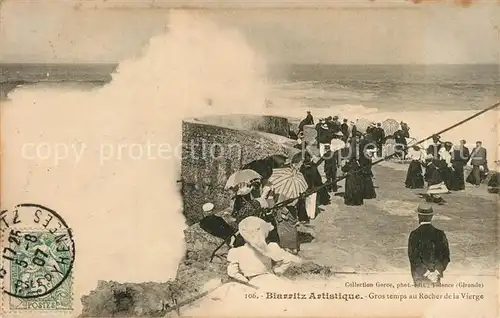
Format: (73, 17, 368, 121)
(0, 0, 498, 64)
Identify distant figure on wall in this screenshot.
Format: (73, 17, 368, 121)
(298, 111, 314, 132)
(407, 204, 450, 287)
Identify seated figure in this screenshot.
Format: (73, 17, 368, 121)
(226, 216, 302, 285)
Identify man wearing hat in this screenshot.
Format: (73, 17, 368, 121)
(318, 122, 334, 157)
(407, 203, 450, 287)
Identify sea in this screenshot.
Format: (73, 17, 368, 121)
(1, 63, 499, 160)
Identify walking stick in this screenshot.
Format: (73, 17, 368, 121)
(210, 231, 238, 262)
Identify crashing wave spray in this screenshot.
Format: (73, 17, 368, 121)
(1, 10, 270, 311)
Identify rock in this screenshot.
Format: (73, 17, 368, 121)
(183, 223, 225, 262)
(283, 262, 334, 279)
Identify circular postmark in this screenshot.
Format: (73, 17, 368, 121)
(0, 203, 75, 299)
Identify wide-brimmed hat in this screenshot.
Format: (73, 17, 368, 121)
(416, 203, 433, 215)
(238, 216, 275, 256)
(202, 202, 214, 213)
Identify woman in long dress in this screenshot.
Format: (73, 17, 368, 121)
(341, 157, 364, 206)
(424, 155, 443, 187)
(227, 216, 302, 283)
(450, 143, 469, 191)
(405, 145, 425, 189)
(180, 217, 302, 316)
(299, 152, 330, 219)
(358, 140, 377, 199)
(438, 142, 454, 190)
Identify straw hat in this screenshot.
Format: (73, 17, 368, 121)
(416, 203, 433, 215)
(202, 202, 214, 213)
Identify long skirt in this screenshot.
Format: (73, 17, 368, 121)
(344, 175, 364, 206)
(440, 167, 453, 190)
(316, 187, 331, 205)
(363, 174, 377, 199)
(295, 198, 310, 222)
(449, 164, 465, 191)
(305, 193, 317, 219)
(405, 160, 424, 189)
(277, 219, 299, 251)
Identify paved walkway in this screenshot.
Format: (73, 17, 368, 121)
(300, 164, 498, 276)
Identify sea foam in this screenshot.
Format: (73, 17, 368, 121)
(1, 10, 269, 313)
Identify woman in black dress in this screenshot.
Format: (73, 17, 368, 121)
(424, 155, 443, 187)
(450, 142, 470, 191)
(341, 157, 365, 206)
(299, 152, 331, 206)
(358, 140, 377, 199)
(405, 146, 425, 189)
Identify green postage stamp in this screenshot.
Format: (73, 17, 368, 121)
(0, 204, 75, 313)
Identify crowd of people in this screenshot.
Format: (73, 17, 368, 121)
(196, 110, 493, 292)
(405, 135, 489, 199)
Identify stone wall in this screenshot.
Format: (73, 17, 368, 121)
(195, 114, 290, 137)
(181, 115, 297, 225)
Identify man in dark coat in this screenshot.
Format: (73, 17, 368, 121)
(408, 203, 450, 287)
(467, 140, 488, 186)
(374, 123, 386, 158)
(316, 144, 338, 193)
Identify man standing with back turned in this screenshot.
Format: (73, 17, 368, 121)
(408, 203, 450, 287)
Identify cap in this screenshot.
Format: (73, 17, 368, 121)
(416, 203, 434, 215)
(202, 202, 215, 212)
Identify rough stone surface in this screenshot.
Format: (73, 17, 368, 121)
(80, 258, 337, 317)
(181, 115, 298, 225)
(80, 219, 337, 317)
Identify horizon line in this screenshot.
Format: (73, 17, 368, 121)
(0, 62, 499, 66)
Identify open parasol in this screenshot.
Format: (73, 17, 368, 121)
(224, 169, 262, 190)
(268, 167, 308, 203)
(354, 118, 373, 134)
(382, 118, 400, 136)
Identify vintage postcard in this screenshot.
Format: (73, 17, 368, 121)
(0, 0, 498, 317)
